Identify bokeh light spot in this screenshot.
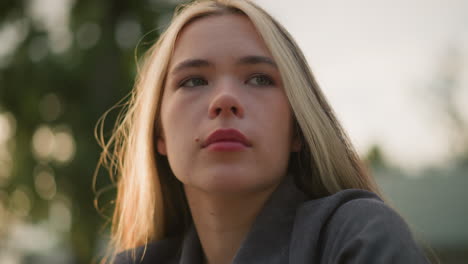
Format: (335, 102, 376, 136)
(52, 127, 75, 164)
(49, 199, 72, 233)
(31, 125, 54, 161)
(39, 93, 63, 122)
(0, 112, 16, 144)
(28, 36, 48, 63)
(33, 164, 56, 200)
(115, 18, 141, 50)
(76, 22, 101, 49)
(0, 112, 15, 186)
(9, 187, 32, 217)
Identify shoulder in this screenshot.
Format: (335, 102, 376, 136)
(113, 236, 181, 264)
(301, 188, 381, 209)
(315, 189, 403, 232)
(293, 188, 386, 232)
(291, 189, 429, 263)
(319, 190, 411, 246)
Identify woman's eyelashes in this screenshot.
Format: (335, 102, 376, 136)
(177, 74, 275, 88)
(179, 76, 208, 88)
(246, 74, 275, 86)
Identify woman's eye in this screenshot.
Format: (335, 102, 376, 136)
(179, 77, 208, 88)
(247, 74, 274, 86)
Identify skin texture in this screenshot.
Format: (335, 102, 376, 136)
(157, 14, 300, 264)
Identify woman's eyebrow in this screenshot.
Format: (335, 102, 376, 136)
(236, 55, 277, 68)
(170, 59, 213, 76)
(170, 55, 277, 76)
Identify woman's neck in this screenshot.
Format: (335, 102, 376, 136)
(184, 185, 277, 264)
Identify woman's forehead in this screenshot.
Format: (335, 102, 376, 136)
(170, 14, 273, 67)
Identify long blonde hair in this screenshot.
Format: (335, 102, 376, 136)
(94, 0, 382, 261)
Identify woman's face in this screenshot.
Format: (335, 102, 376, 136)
(157, 14, 299, 194)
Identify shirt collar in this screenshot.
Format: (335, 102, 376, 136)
(178, 174, 307, 264)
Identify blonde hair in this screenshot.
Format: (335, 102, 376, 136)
(94, 0, 382, 262)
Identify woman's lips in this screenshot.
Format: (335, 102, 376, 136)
(205, 141, 247, 151)
(202, 128, 251, 151)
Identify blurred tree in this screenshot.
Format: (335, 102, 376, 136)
(363, 143, 406, 178)
(364, 144, 388, 169)
(0, 0, 177, 263)
(425, 46, 468, 166)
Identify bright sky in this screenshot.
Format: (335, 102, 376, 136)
(255, 0, 468, 170)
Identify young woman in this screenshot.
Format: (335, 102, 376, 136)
(96, 0, 430, 263)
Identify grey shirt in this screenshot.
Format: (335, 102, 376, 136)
(115, 176, 429, 263)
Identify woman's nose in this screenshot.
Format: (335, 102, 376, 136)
(208, 93, 245, 119)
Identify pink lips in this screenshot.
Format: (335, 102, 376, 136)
(202, 128, 251, 151)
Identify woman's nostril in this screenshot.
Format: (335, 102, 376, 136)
(209, 94, 244, 118)
(213, 106, 238, 116)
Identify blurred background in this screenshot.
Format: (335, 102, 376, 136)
(0, 0, 466, 263)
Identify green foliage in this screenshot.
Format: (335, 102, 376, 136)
(0, 0, 177, 263)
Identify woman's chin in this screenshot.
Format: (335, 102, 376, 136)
(186, 170, 281, 196)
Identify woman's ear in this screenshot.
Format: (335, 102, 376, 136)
(291, 121, 302, 152)
(292, 136, 302, 152)
(157, 137, 167, 155)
